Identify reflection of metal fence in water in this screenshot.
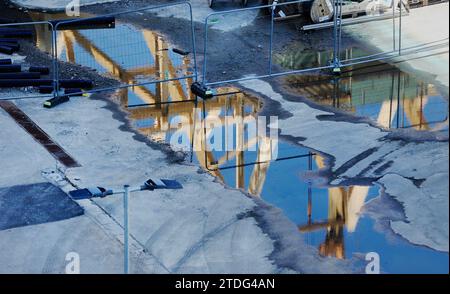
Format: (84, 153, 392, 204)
(299, 159, 371, 260)
(284, 67, 449, 131)
(121, 88, 260, 184)
(121, 84, 312, 197)
(121, 86, 273, 191)
(56, 28, 195, 106)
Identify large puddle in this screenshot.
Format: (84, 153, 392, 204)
(277, 45, 449, 133)
(27, 10, 449, 273)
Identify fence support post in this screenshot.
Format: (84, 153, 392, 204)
(269, 1, 275, 75)
(51, 23, 59, 97)
(399, 0, 403, 56)
(392, 0, 396, 51)
(332, 0, 342, 74)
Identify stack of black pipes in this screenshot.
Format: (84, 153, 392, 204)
(0, 17, 116, 105)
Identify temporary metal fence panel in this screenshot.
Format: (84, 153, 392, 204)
(338, 0, 404, 68)
(331, 0, 449, 69)
(0, 21, 56, 101)
(201, 0, 448, 87)
(270, 0, 336, 77)
(201, 4, 273, 86)
(201, 0, 339, 87)
(53, 1, 197, 107)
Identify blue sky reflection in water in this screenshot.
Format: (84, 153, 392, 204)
(218, 149, 449, 274)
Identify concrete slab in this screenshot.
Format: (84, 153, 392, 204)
(2, 92, 290, 273)
(0, 214, 165, 273)
(345, 3, 449, 90)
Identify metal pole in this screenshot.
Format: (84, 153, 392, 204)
(332, 0, 341, 72)
(337, 0, 343, 59)
(333, 0, 338, 65)
(399, 0, 402, 55)
(49, 22, 55, 95)
(389, 72, 395, 129)
(190, 98, 198, 163)
(202, 99, 209, 170)
(188, 2, 198, 83)
(123, 184, 130, 274)
(307, 152, 312, 224)
(202, 17, 210, 84)
(51, 24, 59, 97)
(269, 2, 275, 75)
(392, 0, 396, 51)
(188, 1, 199, 163)
(396, 71, 401, 128)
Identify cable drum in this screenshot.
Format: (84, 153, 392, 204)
(310, 0, 334, 23)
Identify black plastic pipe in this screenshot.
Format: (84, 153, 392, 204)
(0, 65, 50, 74)
(0, 79, 43, 87)
(0, 65, 21, 73)
(0, 18, 17, 24)
(0, 42, 19, 51)
(0, 72, 41, 79)
(0, 38, 19, 43)
(50, 16, 115, 31)
(29, 66, 50, 75)
(0, 29, 33, 38)
(43, 95, 70, 108)
(0, 45, 14, 55)
(0, 79, 94, 88)
(0, 59, 12, 65)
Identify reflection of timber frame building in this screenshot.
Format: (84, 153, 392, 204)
(30, 11, 275, 197)
(30, 11, 193, 107)
(127, 88, 272, 195)
(284, 65, 448, 131)
(300, 155, 370, 259)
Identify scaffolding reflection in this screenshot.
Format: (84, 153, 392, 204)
(30, 11, 193, 101)
(29, 12, 279, 194)
(283, 61, 448, 132)
(298, 154, 371, 259)
(124, 86, 271, 193)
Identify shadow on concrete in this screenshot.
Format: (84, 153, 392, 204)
(0, 182, 84, 230)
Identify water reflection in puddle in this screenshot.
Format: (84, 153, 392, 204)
(29, 11, 193, 89)
(28, 11, 448, 273)
(118, 85, 448, 273)
(278, 48, 449, 133)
